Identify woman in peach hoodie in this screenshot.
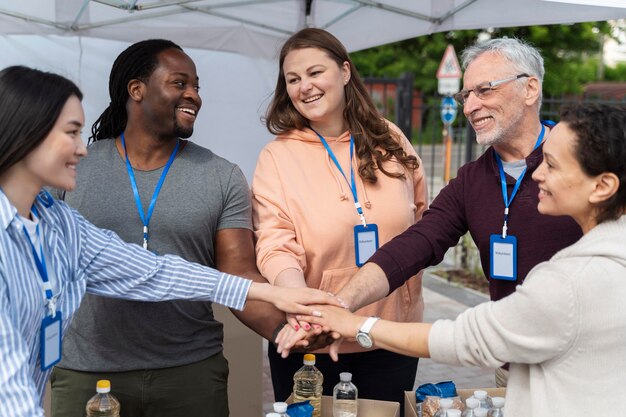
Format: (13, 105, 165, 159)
(251, 28, 428, 408)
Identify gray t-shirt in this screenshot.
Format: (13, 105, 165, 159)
(55, 139, 252, 371)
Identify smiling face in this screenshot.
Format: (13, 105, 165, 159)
(283, 47, 350, 136)
(532, 122, 598, 230)
(140, 48, 201, 140)
(21, 95, 87, 191)
(462, 52, 528, 147)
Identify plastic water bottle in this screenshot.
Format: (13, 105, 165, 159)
(462, 397, 480, 417)
(332, 372, 358, 417)
(487, 397, 505, 417)
(472, 390, 493, 410)
(266, 413, 281, 417)
(474, 408, 488, 417)
(85, 380, 120, 417)
(448, 410, 462, 417)
(273, 401, 289, 417)
(293, 354, 323, 417)
(434, 398, 454, 417)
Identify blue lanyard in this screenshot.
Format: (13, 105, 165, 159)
(314, 131, 366, 227)
(494, 124, 546, 238)
(20, 206, 56, 317)
(120, 132, 180, 250)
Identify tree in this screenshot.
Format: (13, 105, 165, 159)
(351, 22, 620, 96)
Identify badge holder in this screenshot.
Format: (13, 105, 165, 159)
(354, 224, 379, 267)
(40, 311, 62, 371)
(489, 234, 517, 281)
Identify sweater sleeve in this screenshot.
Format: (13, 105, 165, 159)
(429, 263, 577, 368)
(251, 145, 306, 284)
(369, 164, 470, 292)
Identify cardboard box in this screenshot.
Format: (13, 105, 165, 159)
(404, 388, 506, 417)
(287, 394, 400, 417)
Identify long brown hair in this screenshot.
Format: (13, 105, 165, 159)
(265, 28, 418, 183)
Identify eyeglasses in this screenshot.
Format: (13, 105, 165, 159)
(453, 74, 530, 105)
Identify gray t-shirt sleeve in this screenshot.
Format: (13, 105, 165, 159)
(217, 164, 252, 231)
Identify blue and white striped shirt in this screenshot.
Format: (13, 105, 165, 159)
(0, 190, 251, 417)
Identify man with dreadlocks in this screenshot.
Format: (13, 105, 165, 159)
(49, 39, 296, 417)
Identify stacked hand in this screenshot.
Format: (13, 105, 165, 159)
(274, 303, 364, 361)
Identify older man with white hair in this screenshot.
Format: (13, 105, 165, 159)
(325, 37, 584, 387)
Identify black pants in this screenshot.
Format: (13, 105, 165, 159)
(269, 347, 418, 416)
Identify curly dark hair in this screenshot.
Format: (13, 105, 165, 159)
(265, 28, 418, 183)
(560, 103, 626, 223)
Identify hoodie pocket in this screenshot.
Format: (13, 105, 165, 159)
(318, 266, 360, 295)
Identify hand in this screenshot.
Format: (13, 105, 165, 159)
(270, 286, 343, 316)
(274, 323, 339, 358)
(296, 305, 366, 343)
(296, 305, 366, 361)
(255, 284, 346, 316)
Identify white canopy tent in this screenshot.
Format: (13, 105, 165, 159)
(2, 0, 626, 59)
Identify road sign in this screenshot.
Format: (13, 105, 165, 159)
(440, 96, 458, 125)
(437, 44, 462, 95)
(437, 45, 462, 78)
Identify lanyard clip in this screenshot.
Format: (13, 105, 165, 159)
(143, 226, 149, 250)
(47, 298, 57, 318)
(359, 214, 367, 228)
(502, 207, 509, 238)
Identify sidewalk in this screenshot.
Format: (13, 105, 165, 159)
(262, 270, 495, 414)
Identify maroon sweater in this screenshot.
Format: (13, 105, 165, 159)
(370, 142, 583, 301)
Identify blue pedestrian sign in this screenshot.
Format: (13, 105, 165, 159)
(440, 96, 458, 125)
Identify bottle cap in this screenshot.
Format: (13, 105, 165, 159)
(465, 398, 479, 409)
(439, 398, 453, 408)
(303, 353, 316, 365)
(96, 380, 111, 393)
(273, 402, 288, 413)
(492, 397, 505, 407)
(266, 413, 281, 417)
(473, 390, 487, 399)
(339, 372, 352, 382)
(447, 410, 461, 417)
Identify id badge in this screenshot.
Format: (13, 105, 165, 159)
(40, 311, 62, 371)
(354, 224, 379, 267)
(489, 234, 517, 281)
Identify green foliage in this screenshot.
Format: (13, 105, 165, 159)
(606, 62, 626, 81)
(351, 22, 624, 96)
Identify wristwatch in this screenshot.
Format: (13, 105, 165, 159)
(356, 316, 380, 349)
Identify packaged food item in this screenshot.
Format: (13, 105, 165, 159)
(422, 396, 464, 417)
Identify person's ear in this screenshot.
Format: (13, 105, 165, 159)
(127, 79, 145, 102)
(589, 172, 620, 204)
(342, 61, 350, 85)
(524, 76, 541, 107)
